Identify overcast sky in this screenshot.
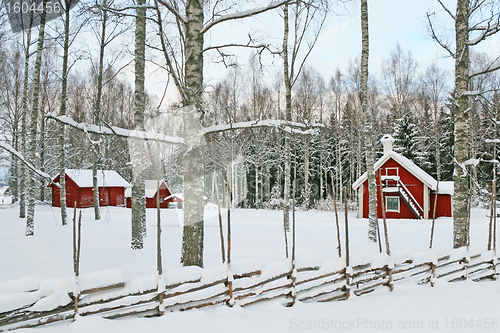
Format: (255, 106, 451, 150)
(121, 0, 500, 106)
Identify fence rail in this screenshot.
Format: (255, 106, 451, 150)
(0, 248, 498, 331)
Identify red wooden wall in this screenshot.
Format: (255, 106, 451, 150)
(50, 174, 126, 208)
(361, 157, 451, 219)
(125, 185, 182, 208)
(429, 194, 452, 217)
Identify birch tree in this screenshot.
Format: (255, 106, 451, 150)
(360, 0, 377, 242)
(155, 0, 294, 266)
(26, 0, 48, 236)
(420, 64, 449, 182)
(131, 0, 147, 249)
(19, 7, 35, 219)
(428, 0, 500, 247)
(58, 0, 80, 225)
(0, 48, 22, 205)
(282, 0, 328, 229)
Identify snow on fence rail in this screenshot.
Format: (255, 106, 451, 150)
(0, 248, 498, 331)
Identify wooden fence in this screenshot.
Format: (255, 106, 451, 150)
(0, 248, 497, 331)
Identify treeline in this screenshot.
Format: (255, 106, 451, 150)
(204, 45, 500, 210)
(0, 8, 499, 214)
(0, 38, 154, 202)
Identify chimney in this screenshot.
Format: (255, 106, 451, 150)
(381, 134, 395, 154)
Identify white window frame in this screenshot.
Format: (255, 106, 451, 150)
(385, 167, 399, 177)
(386, 196, 400, 213)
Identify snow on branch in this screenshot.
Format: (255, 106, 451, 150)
(462, 90, 481, 96)
(46, 113, 185, 145)
(470, 58, 500, 77)
(0, 141, 58, 187)
(464, 158, 481, 167)
(469, 21, 500, 45)
(202, 119, 323, 136)
(202, 0, 291, 34)
(485, 138, 500, 143)
(453, 158, 467, 177)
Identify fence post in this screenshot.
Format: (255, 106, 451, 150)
(73, 207, 81, 317)
(290, 180, 297, 306)
(378, 170, 393, 291)
(331, 173, 341, 258)
(494, 178, 497, 281)
(283, 207, 289, 259)
(156, 139, 164, 316)
(210, 133, 226, 264)
(227, 166, 234, 307)
(344, 187, 350, 300)
(430, 262, 436, 287)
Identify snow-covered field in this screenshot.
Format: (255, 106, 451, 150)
(0, 187, 12, 205)
(1, 203, 499, 332)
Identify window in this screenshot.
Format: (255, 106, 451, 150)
(386, 197, 399, 212)
(385, 167, 399, 177)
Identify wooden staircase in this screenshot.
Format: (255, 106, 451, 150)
(381, 176, 423, 219)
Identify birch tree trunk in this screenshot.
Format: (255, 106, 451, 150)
(304, 135, 310, 209)
(319, 140, 323, 200)
(131, 0, 147, 249)
(453, 0, 470, 248)
(92, 1, 110, 222)
(282, 3, 291, 231)
(181, 0, 205, 266)
(361, 0, 377, 242)
(19, 14, 34, 219)
(58, 0, 72, 225)
(39, 103, 46, 202)
(26, 0, 48, 236)
(156, 0, 294, 266)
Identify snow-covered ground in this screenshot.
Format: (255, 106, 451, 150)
(1, 204, 499, 332)
(0, 186, 12, 205)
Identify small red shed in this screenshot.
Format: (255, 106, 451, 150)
(125, 180, 182, 208)
(352, 135, 453, 219)
(50, 169, 131, 208)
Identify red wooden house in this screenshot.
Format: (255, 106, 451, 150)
(50, 169, 131, 208)
(125, 180, 182, 208)
(352, 135, 453, 219)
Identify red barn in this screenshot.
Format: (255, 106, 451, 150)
(352, 135, 453, 219)
(125, 180, 182, 208)
(50, 169, 131, 208)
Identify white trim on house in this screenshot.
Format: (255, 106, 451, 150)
(385, 167, 399, 177)
(358, 183, 364, 218)
(423, 185, 429, 219)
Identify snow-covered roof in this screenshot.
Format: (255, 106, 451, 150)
(352, 151, 439, 191)
(58, 169, 131, 188)
(124, 180, 169, 198)
(436, 181, 454, 195)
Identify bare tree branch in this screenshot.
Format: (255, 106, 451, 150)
(470, 56, 500, 77)
(203, 42, 280, 54)
(437, 0, 456, 20)
(153, 0, 187, 103)
(155, 0, 187, 26)
(202, 0, 292, 34)
(427, 12, 456, 58)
